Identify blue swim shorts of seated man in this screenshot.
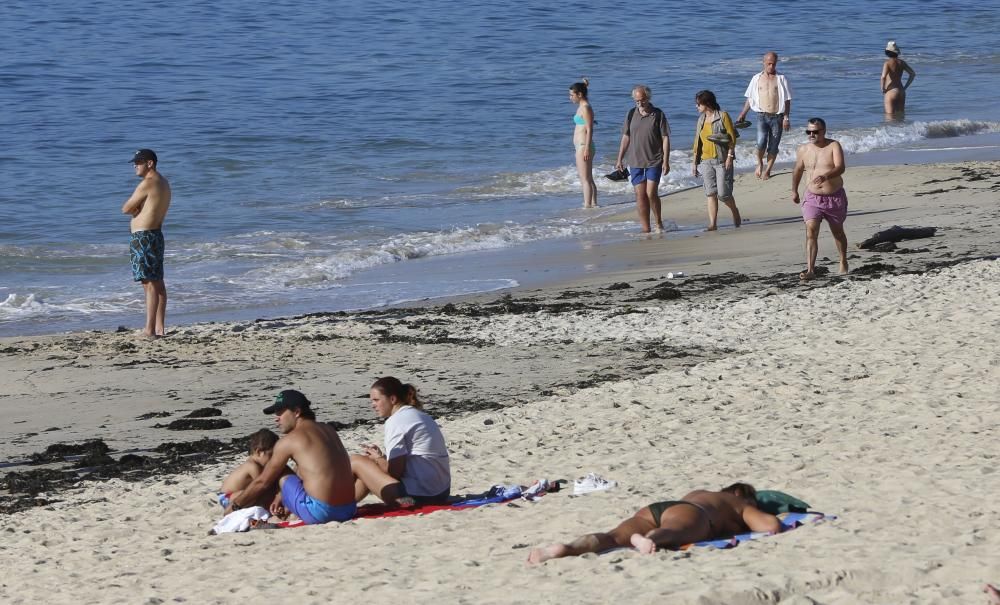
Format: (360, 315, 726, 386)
(225, 390, 357, 524)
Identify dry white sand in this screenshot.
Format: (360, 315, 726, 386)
(1, 162, 999, 604)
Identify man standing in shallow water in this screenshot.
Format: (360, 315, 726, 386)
(792, 118, 849, 280)
(121, 149, 171, 337)
(615, 85, 671, 233)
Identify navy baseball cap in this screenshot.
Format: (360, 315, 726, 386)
(130, 149, 157, 164)
(263, 389, 311, 415)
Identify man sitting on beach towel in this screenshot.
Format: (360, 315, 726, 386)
(527, 482, 781, 564)
(224, 390, 357, 524)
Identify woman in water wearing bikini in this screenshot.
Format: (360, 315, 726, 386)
(881, 40, 916, 118)
(528, 482, 781, 563)
(569, 78, 598, 208)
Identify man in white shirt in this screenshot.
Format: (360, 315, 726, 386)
(736, 52, 793, 180)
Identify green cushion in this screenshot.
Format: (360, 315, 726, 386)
(755, 490, 810, 515)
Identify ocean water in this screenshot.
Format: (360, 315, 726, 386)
(2, 0, 1000, 335)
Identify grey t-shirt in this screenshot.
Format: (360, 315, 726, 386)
(622, 105, 671, 168)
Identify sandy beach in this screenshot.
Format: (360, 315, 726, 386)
(1, 161, 998, 604)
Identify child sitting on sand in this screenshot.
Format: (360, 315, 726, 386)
(218, 429, 278, 509)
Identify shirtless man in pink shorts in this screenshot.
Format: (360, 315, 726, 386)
(791, 118, 848, 279)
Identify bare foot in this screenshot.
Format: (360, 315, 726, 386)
(630, 533, 656, 554)
(527, 544, 568, 564)
(839, 262, 849, 275)
(799, 271, 815, 281)
(986, 584, 1000, 605)
(704, 226, 718, 232)
(137, 330, 159, 340)
(653, 224, 664, 234)
(754, 164, 763, 179)
(761, 169, 771, 181)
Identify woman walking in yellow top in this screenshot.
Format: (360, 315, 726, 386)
(692, 90, 741, 231)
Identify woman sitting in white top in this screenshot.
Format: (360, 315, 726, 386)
(350, 376, 451, 506)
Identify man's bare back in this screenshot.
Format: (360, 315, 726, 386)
(279, 420, 355, 506)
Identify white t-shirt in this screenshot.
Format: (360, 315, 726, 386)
(384, 406, 451, 497)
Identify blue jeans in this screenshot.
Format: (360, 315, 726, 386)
(755, 112, 784, 157)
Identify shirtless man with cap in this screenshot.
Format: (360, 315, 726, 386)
(121, 149, 171, 337)
(225, 390, 357, 524)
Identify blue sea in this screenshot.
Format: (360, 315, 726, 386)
(2, 0, 1000, 336)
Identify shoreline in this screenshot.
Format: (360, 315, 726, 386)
(3, 134, 1000, 339)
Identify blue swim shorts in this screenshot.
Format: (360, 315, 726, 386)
(281, 475, 356, 524)
(629, 165, 663, 186)
(129, 229, 165, 282)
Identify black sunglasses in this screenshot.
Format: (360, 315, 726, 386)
(805, 130, 822, 135)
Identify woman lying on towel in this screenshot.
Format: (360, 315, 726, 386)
(350, 377, 451, 507)
(527, 482, 781, 564)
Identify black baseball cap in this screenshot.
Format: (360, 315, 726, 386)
(263, 389, 311, 415)
(130, 149, 157, 164)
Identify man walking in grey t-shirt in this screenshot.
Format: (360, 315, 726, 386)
(615, 85, 672, 233)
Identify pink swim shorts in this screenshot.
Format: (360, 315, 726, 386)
(802, 188, 848, 225)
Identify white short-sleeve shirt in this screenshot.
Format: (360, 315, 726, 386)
(384, 406, 451, 497)
(743, 72, 792, 114)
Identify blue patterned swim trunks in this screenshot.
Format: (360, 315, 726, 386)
(129, 229, 165, 282)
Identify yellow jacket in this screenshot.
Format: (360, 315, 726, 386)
(693, 111, 736, 162)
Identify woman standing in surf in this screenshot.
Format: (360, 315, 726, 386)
(569, 78, 598, 208)
(881, 40, 916, 118)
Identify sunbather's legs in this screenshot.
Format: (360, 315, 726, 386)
(349, 454, 403, 503)
(528, 507, 657, 563)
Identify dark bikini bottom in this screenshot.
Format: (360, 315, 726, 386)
(647, 500, 714, 531)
